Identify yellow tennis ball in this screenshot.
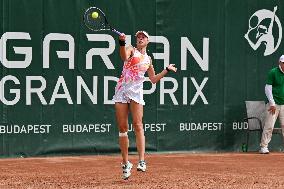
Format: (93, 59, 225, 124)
(91, 12, 99, 19)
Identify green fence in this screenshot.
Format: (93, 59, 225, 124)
(0, 0, 283, 157)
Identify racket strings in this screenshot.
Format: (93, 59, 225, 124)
(84, 8, 109, 31)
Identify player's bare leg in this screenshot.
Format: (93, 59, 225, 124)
(115, 102, 133, 179)
(130, 100, 146, 172)
(130, 100, 145, 161)
(115, 103, 129, 164)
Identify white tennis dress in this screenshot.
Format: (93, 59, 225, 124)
(113, 48, 151, 105)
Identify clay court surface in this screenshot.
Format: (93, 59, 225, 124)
(0, 152, 284, 189)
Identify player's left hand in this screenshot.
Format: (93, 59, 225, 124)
(167, 64, 177, 72)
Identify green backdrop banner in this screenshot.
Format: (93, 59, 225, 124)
(0, 0, 283, 157)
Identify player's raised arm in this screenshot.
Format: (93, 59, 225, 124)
(119, 33, 133, 61)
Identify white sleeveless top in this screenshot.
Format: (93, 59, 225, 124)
(113, 48, 151, 105)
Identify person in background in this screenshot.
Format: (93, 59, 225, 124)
(260, 55, 284, 154)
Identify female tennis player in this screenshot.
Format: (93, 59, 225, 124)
(113, 31, 177, 180)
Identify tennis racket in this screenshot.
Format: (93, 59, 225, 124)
(83, 7, 122, 35)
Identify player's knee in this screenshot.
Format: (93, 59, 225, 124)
(133, 122, 144, 133)
(118, 123, 128, 133)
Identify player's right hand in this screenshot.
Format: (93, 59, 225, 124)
(119, 33, 126, 41)
(268, 105, 276, 115)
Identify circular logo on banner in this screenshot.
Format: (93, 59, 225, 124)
(244, 6, 282, 56)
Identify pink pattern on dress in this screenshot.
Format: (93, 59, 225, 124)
(116, 56, 142, 90)
(113, 48, 151, 106)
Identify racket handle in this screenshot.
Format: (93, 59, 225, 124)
(111, 28, 122, 36)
